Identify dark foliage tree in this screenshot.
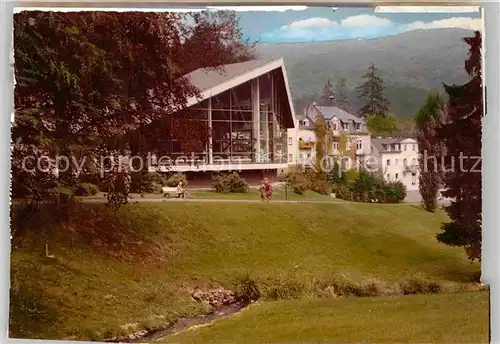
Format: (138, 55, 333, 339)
(12, 10, 255, 206)
(177, 10, 257, 74)
(436, 31, 483, 261)
(321, 79, 334, 106)
(334, 77, 352, 112)
(356, 63, 390, 117)
(415, 90, 446, 212)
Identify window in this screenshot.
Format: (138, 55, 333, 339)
(387, 174, 391, 180)
(288, 154, 293, 162)
(333, 142, 339, 150)
(304, 120, 309, 126)
(386, 159, 391, 166)
(356, 140, 362, 150)
(307, 154, 311, 158)
(343, 123, 349, 130)
(403, 144, 407, 151)
(412, 144, 416, 151)
(411, 158, 417, 166)
(355, 123, 361, 131)
(412, 172, 417, 185)
(332, 123, 338, 130)
(403, 158, 408, 166)
(288, 137, 292, 145)
(395, 173, 399, 180)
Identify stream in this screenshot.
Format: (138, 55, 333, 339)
(105, 301, 250, 343)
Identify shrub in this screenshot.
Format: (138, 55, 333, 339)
(212, 172, 249, 193)
(165, 173, 188, 188)
(336, 170, 407, 204)
(283, 170, 310, 194)
(260, 275, 313, 300)
(74, 183, 100, 196)
(130, 172, 167, 194)
(399, 276, 441, 295)
(336, 184, 353, 201)
(48, 186, 75, 204)
(234, 274, 261, 303)
(383, 181, 407, 203)
(311, 179, 330, 195)
(342, 168, 359, 184)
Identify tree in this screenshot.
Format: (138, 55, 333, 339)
(322, 79, 334, 106)
(313, 113, 329, 194)
(334, 77, 352, 111)
(12, 11, 255, 206)
(366, 114, 397, 136)
(356, 63, 390, 117)
(436, 31, 482, 261)
(177, 10, 256, 74)
(415, 90, 446, 212)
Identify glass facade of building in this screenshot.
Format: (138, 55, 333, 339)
(158, 69, 289, 166)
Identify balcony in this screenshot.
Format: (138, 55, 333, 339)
(298, 140, 314, 150)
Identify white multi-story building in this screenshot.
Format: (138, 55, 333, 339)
(370, 137, 419, 191)
(286, 102, 420, 192)
(287, 102, 371, 169)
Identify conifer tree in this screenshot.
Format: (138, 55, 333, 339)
(356, 63, 390, 117)
(322, 79, 334, 106)
(415, 90, 446, 212)
(335, 77, 352, 112)
(436, 31, 483, 261)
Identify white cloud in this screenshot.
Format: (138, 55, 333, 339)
(261, 14, 481, 42)
(340, 14, 393, 28)
(206, 6, 307, 12)
(406, 17, 481, 31)
(283, 17, 339, 30)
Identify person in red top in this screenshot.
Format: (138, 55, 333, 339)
(263, 178, 272, 203)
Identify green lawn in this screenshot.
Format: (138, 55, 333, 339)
(162, 291, 489, 344)
(10, 202, 483, 341)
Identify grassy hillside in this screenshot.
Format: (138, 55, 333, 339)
(10, 202, 482, 341)
(163, 291, 489, 344)
(255, 28, 475, 117)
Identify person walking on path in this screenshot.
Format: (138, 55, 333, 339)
(259, 180, 266, 201)
(263, 178, 272, 203)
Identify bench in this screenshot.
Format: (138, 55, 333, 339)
(162, 186, 182, 197)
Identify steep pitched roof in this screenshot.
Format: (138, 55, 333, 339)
(185, 58, 280, 93)
(183, 57, 296, 128)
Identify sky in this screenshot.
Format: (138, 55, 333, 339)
(234, 7, 482, 43)
(14, 5, 482, 44)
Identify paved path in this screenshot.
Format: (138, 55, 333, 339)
(80, 197, 451, 206)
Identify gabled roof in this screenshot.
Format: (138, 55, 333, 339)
(183, 58, 296, 128)
(315, 106, 364, 124)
